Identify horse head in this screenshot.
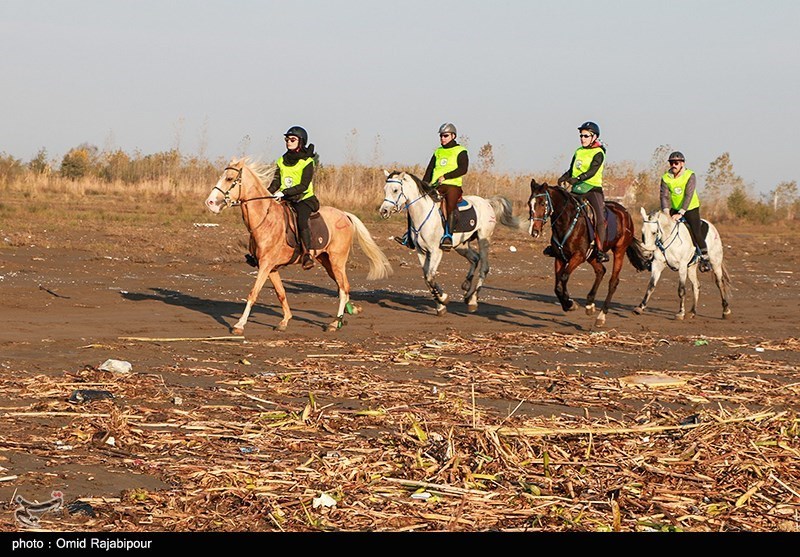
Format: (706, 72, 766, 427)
(206, 158, 246, 213)
(639, 207, 664, 251)
(206, 158, 277, 214)
(528, 178, 552, 238)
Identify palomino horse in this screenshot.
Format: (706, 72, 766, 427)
(634, 207, 731, 320)
(205, 157, 392, 334)
(528, 178, 651, 327)
(379, 170, 521, 315)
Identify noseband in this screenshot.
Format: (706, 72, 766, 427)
(213, 166, 244, 207)
(529, 191, 552, 225)
(382, 179, 409, 213)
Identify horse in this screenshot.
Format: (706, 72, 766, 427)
(634, 207, 732, 320)
(527, 178, 651, 327)
(205, 157, 393, 334)
(379, 170, 522, 316)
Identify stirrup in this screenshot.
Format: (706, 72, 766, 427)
(439, 234, 453, 250)
(245, 253, 259, 268)
(394, 232, 414, 249)
(698, 257, 711, 273)
(594, 250, 609, 263)
(301, 253, 315, 270)
(543, 245, 556, 257)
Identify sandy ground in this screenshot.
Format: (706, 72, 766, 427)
(0, 208, 798, 531)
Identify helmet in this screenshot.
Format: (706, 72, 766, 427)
(577, 121, 600, 136)
(284, 126, 308, 146)
(667, 151, 685, 162)
(438, 122, 457, 136)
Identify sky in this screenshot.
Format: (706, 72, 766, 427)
(1, 0, 798, 195)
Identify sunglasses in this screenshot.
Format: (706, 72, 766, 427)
(439, 133, 452, 138)
(579, 134, 592, 139)
(669, 160, 682, 165)
(285, 136, 299, 142)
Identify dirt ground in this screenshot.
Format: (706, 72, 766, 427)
(0, 202, 798, 533)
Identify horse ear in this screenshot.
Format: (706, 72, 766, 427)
(383, 169, 390, 178)
(640, 207, 647, 220)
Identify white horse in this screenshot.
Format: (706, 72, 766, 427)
(634, 207, 732, 320)
(379, 170, 521, 315)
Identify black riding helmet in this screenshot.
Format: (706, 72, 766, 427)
(578, 121, 600, 136)
(284, 126, 308, 147)
(668, 151, 686, 162)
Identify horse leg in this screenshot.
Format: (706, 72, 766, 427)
(594, 249, 623, 327)
(554, 257, 579, 312)
(320, 253, 354, 332)
(675, 265, 689, 320)
(233, 266, 284, 334)
(420, 249, 449, 315)
(634, 259, 665, 315)
(687, 263, 699, 319)
(713, 261, 732, 319)
(455, 245, 479, 292)
(465, 238, 492, 312)
(584, 257, 607, 316)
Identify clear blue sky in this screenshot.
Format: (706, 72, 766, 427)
(1, 0, 797, 194)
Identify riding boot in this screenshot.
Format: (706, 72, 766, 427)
(393, 214, 415, 249)
(440, 211, 456, 251)
(300, 228, 315, 270)
(245, 253, 259, 268)
(594, 223, 609, 262)
(543, 245, 556, 257)
(698, 249, 711, 273)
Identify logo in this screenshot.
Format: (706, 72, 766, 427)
(576, 160, 584, 170)
(674, 187, 683, 195)
(284, 177, 294, 187)
(439, 158, 448, 166)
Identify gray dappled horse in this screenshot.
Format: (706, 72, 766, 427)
(634, 207, 731, 320)
(380, 170, 521, 316)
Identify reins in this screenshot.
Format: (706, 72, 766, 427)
(645, 215, 685, 272)
(384, 177, 438, 240)
(532, 187, 583, 258)
(216, 165, 282, 233)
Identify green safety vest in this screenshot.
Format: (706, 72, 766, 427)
(571, 146, 604, 194)
(276, 156, 315, 200)
(662, 169, 700, 211)
(432, 145, 467, 187)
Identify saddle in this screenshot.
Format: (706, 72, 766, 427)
(281, 204, 330, 250)
(579, 200, 618, 246)
(441, 198, 478, 233)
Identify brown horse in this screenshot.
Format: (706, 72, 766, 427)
(528, 178, 651, 327)
(205, 157, 392, 334)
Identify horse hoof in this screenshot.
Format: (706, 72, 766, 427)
(326, 322, 339, 332)
(232, 328, 244, 336)
(467, 303, 478, 313)
(276, 322, 288, 332)
(349, 304, 362, 316)
(565, 302, 577, 312)
(723, 310, 732, 319)
(675, 314, 684, 321)
(461, 280, 471, 291)
(633, 306, 644, 315)
(436, 307, 448, 317)
(585, 304, 596, 316)
(594, 313, 607, 327)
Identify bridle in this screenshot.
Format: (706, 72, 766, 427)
(643, 213, 683, 271)
(530, 186, 582, 257)
(383, 177, 438, 235)
(212, 165, 279, 208)
(212, 166, 245, 207)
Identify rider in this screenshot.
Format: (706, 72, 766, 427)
(267, 126, 320, 270)
(660, 151, 711, 272)
(553, 121, 609, 263)
(395, 122, 469, 251)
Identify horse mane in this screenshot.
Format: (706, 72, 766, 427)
(403, 172, 438, 199)
(237, 157, 277, 188)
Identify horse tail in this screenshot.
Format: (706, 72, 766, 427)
(488, 195, 524, 230)
(626, 237, 653, 272)
(345, 212, 393, 280)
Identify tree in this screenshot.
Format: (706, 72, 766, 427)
(476, 142, 495, 172)
(28, 147, 51, 175)
(770, 180, 798, 220)
(60, 148, 91, 180)
(705, 152, 744, 201)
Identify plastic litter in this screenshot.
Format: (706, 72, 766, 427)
(66, 500, 96, 517)
(98, 359, 132, 374)
(68, 389, 114, 404)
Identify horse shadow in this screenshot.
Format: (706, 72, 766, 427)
(120, 283, 344, 331)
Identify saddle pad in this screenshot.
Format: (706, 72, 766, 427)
(453, 205, 478, 233)
(284, 210, 330, 250)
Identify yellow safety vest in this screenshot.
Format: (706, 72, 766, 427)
(432, 145, 467, 187)
(662, 169, 700, 211)
(571, 146, 604, 194)
(276, 156, 315, 200)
